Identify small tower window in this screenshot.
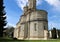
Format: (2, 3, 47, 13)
(44, 26, 46, 30)
(34, 23, 37, 31)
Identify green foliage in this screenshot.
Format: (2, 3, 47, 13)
(0, 39, 60, 42)
(51, 28, 57, 39)
(3, 26, 14, 38)
(58, 30, 60, 38)
(0, 0, 7, 37)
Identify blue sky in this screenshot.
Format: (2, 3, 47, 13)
(4, 0, 60, 29)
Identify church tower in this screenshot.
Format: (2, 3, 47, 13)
(28, 0, 36, 10)
(14, 0, 48, 40)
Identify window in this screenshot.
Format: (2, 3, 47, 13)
(34, 23, 37, 31)
(44, 26, 46, 30)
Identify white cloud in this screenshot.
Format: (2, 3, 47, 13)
(48, 21, 60, 29)
(16, 0, 28, 10)
(45, 0, 60, 10)
(45, 0, 60, 7)
(16, 0, 42, 10)
(16, 0, 60, 10)
(36, 0, 42, 6)
(7, 23, 16, 27)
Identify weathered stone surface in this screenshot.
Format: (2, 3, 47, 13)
(14, 0, 48, 40)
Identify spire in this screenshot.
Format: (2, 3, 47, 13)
(28, 0, 36, 10)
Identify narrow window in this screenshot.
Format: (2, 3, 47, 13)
(34, 23, 37, 31)
(44, 26, 46, 30)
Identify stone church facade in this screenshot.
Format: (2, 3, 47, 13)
(14, 0, 48, 40)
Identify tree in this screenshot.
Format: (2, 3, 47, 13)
(51, 28, 57, 39)
(58, 30, 60, 38)
(0, 0, 7, 37)
(5, 26, 14, 38)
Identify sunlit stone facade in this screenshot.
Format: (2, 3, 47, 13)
(14, 0, 48, 40)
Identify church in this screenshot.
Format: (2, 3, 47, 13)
(14, 0, 48, 40)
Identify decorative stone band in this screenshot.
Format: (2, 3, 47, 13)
(19, 36, 24, 38)
(30, 36, 44, 38)
(18, 36, 44, 38)
(20, 18, 48, 24)
(21, 10, 48, 16)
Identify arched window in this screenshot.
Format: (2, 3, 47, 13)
(34, 23, 37, 31)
